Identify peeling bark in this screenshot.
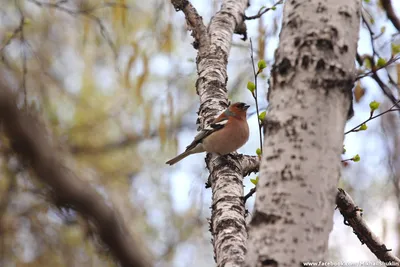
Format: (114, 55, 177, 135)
(245, 0, 361, 266)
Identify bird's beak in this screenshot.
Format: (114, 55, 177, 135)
(244, 104, 250, 110)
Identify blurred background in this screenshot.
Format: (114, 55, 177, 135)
(0, 0, 399, 266)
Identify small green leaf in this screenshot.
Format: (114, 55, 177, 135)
(352, 154, 360, 162)
(391, 43, 400, 55)
(250, 176, 259, 185)
(364, 57, 372, 69)
(380, 26, 386, 33)
(247, 81, 256, 93)
(370, 17, 375, 24)
(369, 100, 380, 111)
(342, 146, 346, 154)
(256, 148, 262, 157)
(364, 0, 370, 3)
(271, 6, 276, 10)
(258, 111, 266, 121)
(359, 124, 367, 131)
(257, 59, 267, 71)
(377, 57, 386, 68)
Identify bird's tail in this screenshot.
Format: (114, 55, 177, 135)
(166, 150, 193, 165)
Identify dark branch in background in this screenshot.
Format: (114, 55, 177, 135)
(170, 0, 209, 50)
(16, 5, 28, 107)
(358, 13, 400, 109)
(356, 55, 400, 81)
(356, 53, 400, 109)
(0, 84, 152, 267)
(381, 0, 400, 32)
(244, 0, 283, 20)
(336, 189, 400, 265)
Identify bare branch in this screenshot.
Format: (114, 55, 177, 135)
(243, 187, 256, 203)
(170, 0, 209, 50)
(236, 154, 259, 177)
(336, 189, 400, 265)
(244, 0, 283, 20)
(0, 83, 152, 267)
(381, 0, 400, 32)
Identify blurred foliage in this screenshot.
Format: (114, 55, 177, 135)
(0, 0, 207, 266)
(0, 0, 399, 266)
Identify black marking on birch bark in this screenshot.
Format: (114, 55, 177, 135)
(310, 77, 354, 90)
(260, 258, 278, 267)
(338, 6, 352, 18)
(264, 117, 281, 136)
(316, 39, 333, 50)
(301, 55, 310, 69)
(215, 218, 245, 233)
(316, 3, 327, 13)
(281, 164, 294, 181)
(250, 211, 282, 226)
(339, 44, 348, 54)
(316, 59, 325, 71)
(171, 0, 189, 11)
(294, 37, 301, 47)
(276, 58, 292, 76)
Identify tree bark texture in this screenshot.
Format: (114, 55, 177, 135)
(198, 1, 249, 266)
(171, 0, 250, 266)
(245, 0, 361, 266)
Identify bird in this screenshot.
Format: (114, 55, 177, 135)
(166, 102, 250, 165)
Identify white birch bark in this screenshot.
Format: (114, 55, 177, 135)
(199, 2, 249, 266)
(171, 0, 250, 266)
(245, 0, 361, 266)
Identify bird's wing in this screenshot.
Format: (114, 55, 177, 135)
(184, 116, 229, 151)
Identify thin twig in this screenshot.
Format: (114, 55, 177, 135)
(358, 11, 400, 108)
(243, 187, 256, 203)
(356, 55, 400, 81)
(244, 0, 283, 20)
(249, 39, 263, 154)
(345, 100, 400, 135)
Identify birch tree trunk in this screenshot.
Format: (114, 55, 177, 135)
(171, 0, 251, 266)
(245, 0, 361, 266)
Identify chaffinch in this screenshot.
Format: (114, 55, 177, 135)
(166, 102, 250, 165)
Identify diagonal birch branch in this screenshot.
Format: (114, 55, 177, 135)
(0, 83, 152, 267)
